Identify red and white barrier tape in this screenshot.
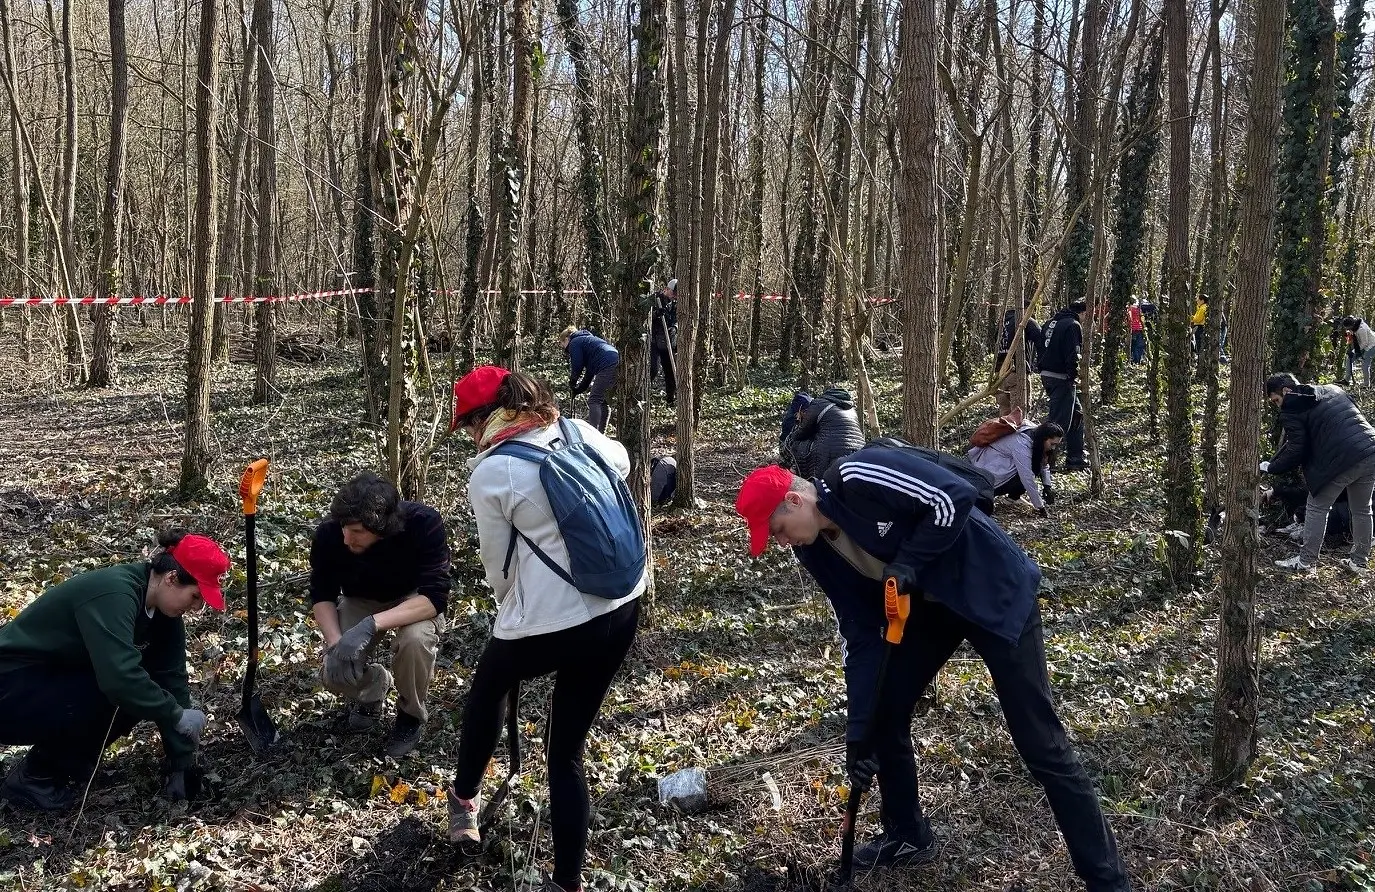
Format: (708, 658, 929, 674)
(0, 286, 896, 307)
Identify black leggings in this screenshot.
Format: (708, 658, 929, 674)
(453, 598, 639, 890)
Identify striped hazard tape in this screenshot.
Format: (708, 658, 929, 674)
(0, 287, 897, 307)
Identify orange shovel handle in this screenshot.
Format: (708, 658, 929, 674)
(239, 459, 269, 515)
(884, 576, 910, 645)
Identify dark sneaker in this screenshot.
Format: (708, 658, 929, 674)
(345, 700, 383, 733)
(1063, 460, 1091, 472)
(852, 832, 937, 870)
(447, 787, 482, 853)
(383, 712, 423, 758)
(539, 880, 583, 892)
(0, 758, 76, 813)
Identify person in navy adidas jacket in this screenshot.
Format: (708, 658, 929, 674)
(735, 447, 1129, 890)
(559, 326, 620, 433)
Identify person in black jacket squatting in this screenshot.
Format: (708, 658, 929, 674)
(310, 472, 452, 757)
(1040, 300, 1089, 471)
(1261, 373, 1375, 574)
(734, 449, 1130, 890)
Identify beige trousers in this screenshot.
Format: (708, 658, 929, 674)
(319, 594, 443, 722)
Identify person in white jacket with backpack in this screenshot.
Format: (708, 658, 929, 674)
(445, 365, 646, 892)
(967, 421, 1064, 516)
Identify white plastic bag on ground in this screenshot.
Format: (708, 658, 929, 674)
(657, 767, 708, 813)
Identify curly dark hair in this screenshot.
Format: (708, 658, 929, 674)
(1030, 422, 1065, 476)
(330, 472, 406, 536)
(149, 526, 197, 585)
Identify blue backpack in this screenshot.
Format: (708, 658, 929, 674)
(492, 417, 646, 599)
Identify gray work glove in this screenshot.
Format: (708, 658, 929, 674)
(323, 647, 364, 688)
(174, 708, 208, 742)
(161, 765, 204, 802)
(333, 616, 378, 665)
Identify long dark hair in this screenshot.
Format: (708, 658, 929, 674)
(1030, 421, 1065, 475)
(149, 527, 196, 585)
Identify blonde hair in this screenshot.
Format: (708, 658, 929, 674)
(557, 325, 577, 343)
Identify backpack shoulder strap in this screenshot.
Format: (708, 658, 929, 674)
(490, 438, 552, 463)
(557, 415, 584, 446)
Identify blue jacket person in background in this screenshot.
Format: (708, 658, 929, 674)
(734, 448, 1129, 890)
(559, 326, 619, 433)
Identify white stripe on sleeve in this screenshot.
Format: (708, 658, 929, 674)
(839, 460, 956, 527)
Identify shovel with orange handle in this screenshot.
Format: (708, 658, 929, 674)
(236, 458, 279, 755)
(836, 576, 911, 886)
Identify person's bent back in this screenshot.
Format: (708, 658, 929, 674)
(780, 386, 866, 478)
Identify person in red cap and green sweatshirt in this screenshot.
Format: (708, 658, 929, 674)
(734, 452, 1130, 891)
(0, 528, 229, 812)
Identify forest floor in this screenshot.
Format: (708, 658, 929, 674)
(0, 323, 1372, 892)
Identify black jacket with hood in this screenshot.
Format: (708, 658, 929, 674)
(1268, 383, 1375, 494)
(1039, 307, 1083, 378)
(780, 386, 866, 478)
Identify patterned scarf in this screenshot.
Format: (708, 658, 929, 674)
(477, 408, 560, 451)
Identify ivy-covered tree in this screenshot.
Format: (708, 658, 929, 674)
(1101, 28, 1163, 406)
(1270, 0, 1337, 380)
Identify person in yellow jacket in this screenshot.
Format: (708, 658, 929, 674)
(1192, 295, 1209, 357)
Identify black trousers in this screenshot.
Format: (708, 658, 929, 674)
(869, 601, 1130, 891)
(1043, 376, 1085, 464)
(649, 345, 677, 404)
(0, 664, 141, 782)
(453, 598, 639, 890)
(996, 476, 1027, 500)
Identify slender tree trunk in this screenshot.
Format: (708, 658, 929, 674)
(616, 0, 666, 616)
(88, 0, 131, 387)
(1213, 0, 1284, 786)
(898, 0, 940, 447)
(1163, 0, 1200, 587)
(492, 0, 534, 369)
(58, 0, 84, 381)
(1200, 0, 1228, 518)
(214, 0, 259, 362)
(251, 0, 278, 405)
(180, 0, 219, 496)
(1, 0, 28, 359)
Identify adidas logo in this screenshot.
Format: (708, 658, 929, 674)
(876, 521, 893, 537)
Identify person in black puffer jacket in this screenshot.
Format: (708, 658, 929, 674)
(780, 386, 866, 479)
(1262, 373, 1375, 574)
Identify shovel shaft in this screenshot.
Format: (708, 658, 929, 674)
(838, 624, 898, 884)
(242, 512, 260, 712)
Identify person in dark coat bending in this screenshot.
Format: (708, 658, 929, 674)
(559, 327, 620, 433)
(779, 385, 866, 478)
(733, 450, 1130, 890)
(1262, 373, 1375, 574)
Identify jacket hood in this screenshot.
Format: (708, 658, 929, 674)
(1280, 383, 1325, 414)
(819, 386, 855, 411)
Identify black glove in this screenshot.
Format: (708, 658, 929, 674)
(846, 742, 879, 796)
(1037, 506, 1050, 519)
(1042, 485, 1056, 505)
(161, 765, 203, 802)
(883, 562, 919, 597)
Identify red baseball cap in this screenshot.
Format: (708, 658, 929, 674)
(452, 365, 510, 429)
(168, 535, 231, 611)
(735, 465, 794, 557)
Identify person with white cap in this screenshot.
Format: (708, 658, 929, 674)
(0, 528, 230, 811)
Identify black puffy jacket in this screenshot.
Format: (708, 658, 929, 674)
(780, 387, 866, 478)
(1268, 383, 1375, 494)
(1039, 308, 1083, 377)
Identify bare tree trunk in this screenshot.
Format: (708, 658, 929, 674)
(0, 0, 28, 360)
(1200, 0, 1228, 518)
(58, 0, 84, 381)
(179, 0, 219, 496)
(251, 0, 278, 405)
(1163, 0, 1200, 587)
(898, 0, 940, 447)
(616, 0, 666, 617)
(88, 0, 131, 387)
(492, 0, 534, 369)
(1213, 0, 1284, 787)
(214, 0, 259, 362)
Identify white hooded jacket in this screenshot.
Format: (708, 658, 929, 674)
(467, 417, 646, 640)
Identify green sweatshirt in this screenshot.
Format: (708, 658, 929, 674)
(0, 562, 196, 767)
